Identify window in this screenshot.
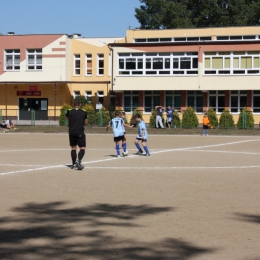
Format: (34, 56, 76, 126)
(209, 91, 225, 113)
(144, 91, 160, 112)
(74, 54, 80, 76)
(187, 91, 203, 113)
(85, 54, 92, 76)
(97, 54, 104, 75)
(204, 51, 260, 75)
(253, 90, 260, 113)
(5, 49, 20, 70)
(73, 91, 80, 98)
(230, 90, 247, 113)
(85, 91, 92, 104)
(118, 52, 198, 76)
(165, 91, 181, 111)
(97, 91, 104, 104)
(27, 49, 42, 70)
(124, 91, 139, 112)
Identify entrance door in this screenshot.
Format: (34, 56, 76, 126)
(19, 98, 48, 120)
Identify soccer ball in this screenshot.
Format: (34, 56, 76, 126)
(122, 151, 129, 156)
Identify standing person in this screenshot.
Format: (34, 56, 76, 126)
(106, 111, 133, 157)
(155, 105, 165, 128)
(165, 106, 174, 129)
(66, 100, 88, 170)
(134, 113, 150, 156)
(202, 113, 210, 136)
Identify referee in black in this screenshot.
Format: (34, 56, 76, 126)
(66, 99, 88, 170)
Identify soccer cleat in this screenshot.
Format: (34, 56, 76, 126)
(75, 160, 84, 170)
(146, 153, 151, 156)
(135, 150, 143, 155)
(71, 164, 78, 170)
(117, 155, 122, 158)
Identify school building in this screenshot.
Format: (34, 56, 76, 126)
(0, 26, 260, 124)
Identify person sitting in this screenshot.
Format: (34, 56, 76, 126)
(1, 119, 14, 129)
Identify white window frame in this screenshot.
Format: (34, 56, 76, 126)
(27, 49, 42, 70)
(230, 90, 247, 113)
(187, 91, 203, 113)
(85, 54, 92, 76)
(97, 54, 104, 76)
(85, 91, 92, 104)
(118, 52, 198, 76)
(73, 91, 80, 98)
(97, 91, 104, 104)
(204, 51, 260, 75)
(74, 54, 80, 76)
(4, 49, 20, 71)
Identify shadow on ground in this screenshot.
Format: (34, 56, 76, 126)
(0, 202, 215, 259)
(234, 213, 260, 224)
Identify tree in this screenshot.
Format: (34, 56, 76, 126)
(135, 0, 260, 28)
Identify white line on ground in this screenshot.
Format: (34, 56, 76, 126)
(1, 138, 260, 176)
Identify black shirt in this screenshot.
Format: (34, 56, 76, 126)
(66, 108, 87, 135)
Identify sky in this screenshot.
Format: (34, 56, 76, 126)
(0, 0, 141, 38)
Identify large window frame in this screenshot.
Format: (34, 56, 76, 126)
(253, 90, 260, 113)
(165, 91, 181, 111)
(187, 91, 203, 113)
(230, 90, 247, 113)
(4, 49, 20, 71)
(118, 52, 198, 76)
(74, 54, 80, 76)
(208, 91, 225, 113)
(204, 51, 260, 75)
(144, 91, 160, 112)
(123, 91, 139, 112)
(27, 49, 42, 70)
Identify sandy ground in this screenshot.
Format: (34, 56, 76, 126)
(0, 132, 260, 260)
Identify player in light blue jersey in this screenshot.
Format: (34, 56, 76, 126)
(134, 113, 150, 156)
(106, 111, 133, 158)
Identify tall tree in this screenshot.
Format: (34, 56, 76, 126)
(135, 0, 260, 28)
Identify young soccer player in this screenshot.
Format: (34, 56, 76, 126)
(106, 111, 133, 157)
(134, 113, 150, 156)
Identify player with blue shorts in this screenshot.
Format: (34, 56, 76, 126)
(134, 113, 150, 156)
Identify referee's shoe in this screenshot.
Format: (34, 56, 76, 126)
(76, 160, 84, 170)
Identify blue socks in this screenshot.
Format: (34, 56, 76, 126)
(116, 144, 120, 155)
(122, 142, 127, 152)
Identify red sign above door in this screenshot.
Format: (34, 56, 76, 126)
(17, 91, 41, 96)
(29, 86, 38, 91)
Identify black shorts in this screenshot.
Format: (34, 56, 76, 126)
(1, 124, 7, 129)
(136, 138, 147, 142)
(69, 134, 86, 147)
(114, 135, 124, 142)
(203, 124, 209, 129)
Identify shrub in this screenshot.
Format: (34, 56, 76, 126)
(207, 107, 218, 128)
(237, 107, 254, 129)
(59, 103, 72, 126)
(82, 103, 96, 125)
(181, 107, 199, 128)
(131, 108, 143, 126)
(149, 109, 165, 128)
(74, 95, 91, 105)
(171, 110, 181, 128)
(219, 109, 235, 128)
(96, 106, 111, 126)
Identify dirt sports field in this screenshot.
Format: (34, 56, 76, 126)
(0, 131, 260, 260)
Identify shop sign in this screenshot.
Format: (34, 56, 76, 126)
(17, 91, 41, 96)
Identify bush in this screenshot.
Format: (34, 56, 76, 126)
(171, 110, 181, 128)
(75, 95, 91, 105)
(59, 103, 72, 126)
(82, 104, 96, 125)
(207, 107, 218, 128)
(131, 108, 143, 126)
(219, 109, 235, 128)
(149, 109, 165, 128)
(96, 106, 111, 126)
(181, 107, 199, 128)
(237, 107, 254, 129)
